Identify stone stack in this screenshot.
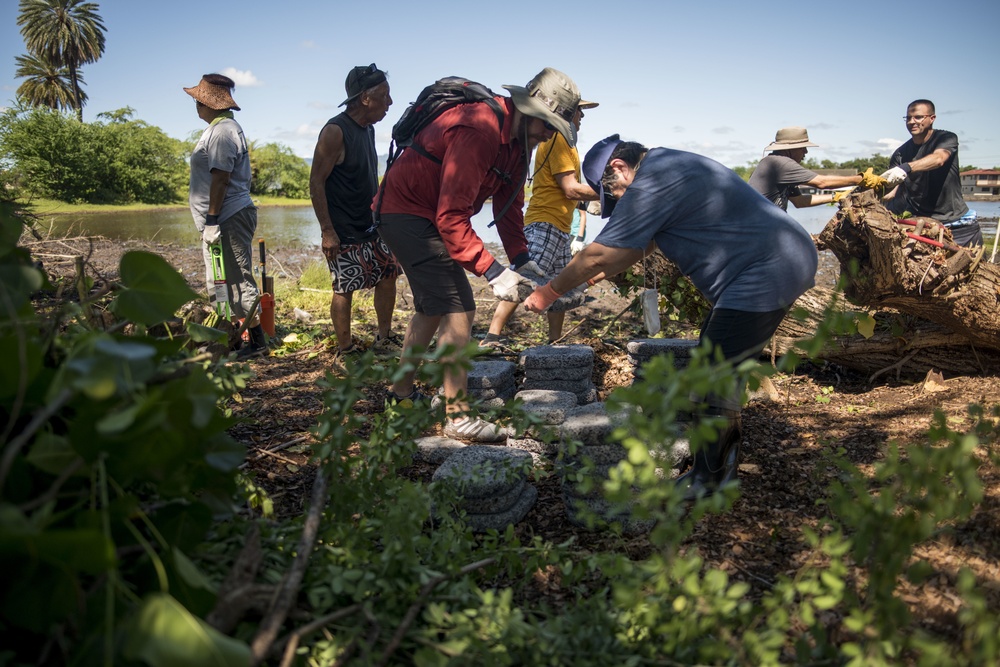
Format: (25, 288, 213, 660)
(556, 404, 651, 535)
(432, 359, 517, 410)
(627, 339, 699, 382)
(556, 403, 692, 536)
(431, 445, 536, 532)
(506, 389, 579, 459)
(519, 345, 597, 404)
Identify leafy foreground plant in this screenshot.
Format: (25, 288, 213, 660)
(3, 196, 997, 665)
(0, 203, 253, 666)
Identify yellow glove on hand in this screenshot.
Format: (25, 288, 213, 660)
(859, 167, 888, 190)
(832, 190, 850, 203)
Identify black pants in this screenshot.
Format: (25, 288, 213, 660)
(698, 306, 788, 412)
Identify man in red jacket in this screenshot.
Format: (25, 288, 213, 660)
(376, 67, 584, 443)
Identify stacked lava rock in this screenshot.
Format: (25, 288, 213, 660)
(505, 389, 580, 460)
(556, 403, 652, 536)
(431, 445, 536, 532)
(627, 339, 699, 382)
(432, 359, 517, 410)
(518, 344, 597, 405)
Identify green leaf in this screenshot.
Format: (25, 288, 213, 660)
(96, 402, 143, 434)
(187, 322, 228, 344)
(26, 433, 82, 475)
(172, 548, 216, 593)
(113, 251, 198, 326)
(124, 593, 251, 667)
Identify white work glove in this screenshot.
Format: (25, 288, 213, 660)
(880, 165, 911, 186)
(202, 214, 221, 245)
(516, 259, 545, 278)
(570, 236, 585, 255)
(489, 268, 535, 302)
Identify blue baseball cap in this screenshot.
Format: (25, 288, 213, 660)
(582, 134, 622, 218)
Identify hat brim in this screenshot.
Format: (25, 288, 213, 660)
(764, 140, 818, 152)
(582, 134, 622, 218)
(579, 99, 599, 109)
(184, 84, 240, 111)
(503, 85, 577, 147)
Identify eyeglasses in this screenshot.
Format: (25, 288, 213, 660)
(903, 115, 932, 122)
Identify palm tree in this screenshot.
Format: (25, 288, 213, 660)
(14, 52, 84, 112)
(16, 0, 106, 122)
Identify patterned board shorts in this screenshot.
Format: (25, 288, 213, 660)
(525, 222, 572, 276)
(327, 236, 401, 294)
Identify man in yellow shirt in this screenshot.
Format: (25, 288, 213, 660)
(481, 99, 598, 349)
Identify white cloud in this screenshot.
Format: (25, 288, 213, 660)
(307, 100, 336, 110)
(220, 68, 262, 87)
(301, 40, 316, 49)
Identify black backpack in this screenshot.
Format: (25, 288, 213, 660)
(372, 77, 524, 229)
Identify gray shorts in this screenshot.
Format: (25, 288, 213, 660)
(377, 213, 476, 315)
(525, 221, 571, 276)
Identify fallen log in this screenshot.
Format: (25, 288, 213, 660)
(817, 190, 999, 351)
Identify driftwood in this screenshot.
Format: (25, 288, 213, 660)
(817, 191, 998, 350)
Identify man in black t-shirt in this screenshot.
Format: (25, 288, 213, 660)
(881, 99, 981, 247)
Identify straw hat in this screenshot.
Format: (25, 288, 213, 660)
(763, 127, 818, 152)
(183, 75, 240, 111)
(503, 67, 582, 146)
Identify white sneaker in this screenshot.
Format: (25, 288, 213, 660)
(443, 416, 508, 443)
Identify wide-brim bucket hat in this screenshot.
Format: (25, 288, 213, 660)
(183, 76, 240, 111)
(503, 67, 581, 146)
(764, 126, 818, 153)
(582, 134, 623, 218)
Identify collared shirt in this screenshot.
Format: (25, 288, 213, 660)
(375, 97, 528, 276)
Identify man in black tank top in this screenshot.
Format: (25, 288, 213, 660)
(310, 64, 402, 358)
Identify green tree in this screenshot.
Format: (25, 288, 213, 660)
(13, 52, 83, 112)
(0, 105, 188, 204)
(836, 153, 890, 174)
(16, 0, 107, 122)
(732, 158, 759, 182)
(249, 142, 310, 199)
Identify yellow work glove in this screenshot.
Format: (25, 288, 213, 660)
(859, 167, 888, 190)
(832, 190, 850, 203)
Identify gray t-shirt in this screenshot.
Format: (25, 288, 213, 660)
(747, 154, 818, 210)
(189, 116, 254, 228)
(594, 148, 817, 312)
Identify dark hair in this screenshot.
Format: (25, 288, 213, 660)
(908, 99, 935, 114)
(202, 73, 236, 90)
(600, 141, 647, 197)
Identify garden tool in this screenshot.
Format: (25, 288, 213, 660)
(258, 238, 275, 337)
(209, 243, 230, 319)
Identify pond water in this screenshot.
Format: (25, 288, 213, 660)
(34, 199, 1000, 251)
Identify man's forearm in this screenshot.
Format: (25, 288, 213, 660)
(550, 243, 645, 294)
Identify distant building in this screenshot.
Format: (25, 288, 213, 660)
(961, 169, 1000, 197)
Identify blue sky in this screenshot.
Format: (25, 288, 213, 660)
(3, 0, 999, 170)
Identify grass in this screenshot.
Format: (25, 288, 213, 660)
(23, 196, 311, 215)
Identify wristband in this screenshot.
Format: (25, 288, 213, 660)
(540, 281, 563, 301)
(900, 163, 912, 174)
(483, 260, 504, 281)
(511, 251, 530, 269)
(205, 214, 220, 226)
(575, 235, 584, 242)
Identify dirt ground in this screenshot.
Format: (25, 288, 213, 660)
(31, 233, 1000, 644)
